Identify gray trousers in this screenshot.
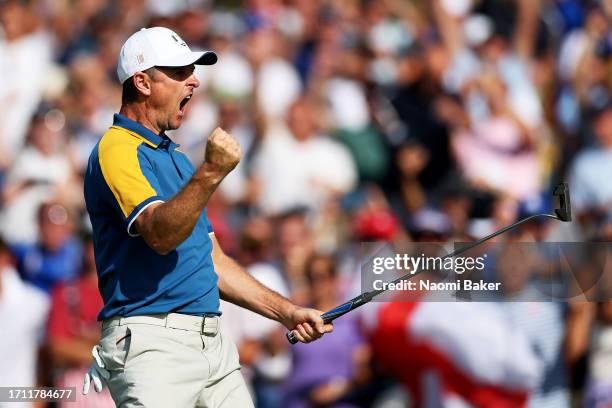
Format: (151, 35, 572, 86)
(98, 314, 254, 408)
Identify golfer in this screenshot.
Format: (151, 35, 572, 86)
(82, 27, 332, 407)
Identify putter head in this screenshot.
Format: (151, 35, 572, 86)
(553, 182, 572, 222)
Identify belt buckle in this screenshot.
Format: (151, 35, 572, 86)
(201, 316, 218, 336)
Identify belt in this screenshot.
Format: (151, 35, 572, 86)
(102, 313, 220, 336)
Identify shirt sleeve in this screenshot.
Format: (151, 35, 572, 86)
(98, 139, 164, 236)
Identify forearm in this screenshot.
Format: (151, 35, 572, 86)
(432, 0, 464, 54)
(137, 163, 224, 254)
(514, 0, 540, 59)
(49, 338, 95, 367)
(215, 252, 296, 328)
(565, 302, 595, 364)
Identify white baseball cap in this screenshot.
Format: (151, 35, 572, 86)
(117, 27, 217, 84)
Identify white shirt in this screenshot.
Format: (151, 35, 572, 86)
(5, 147, 71, 186)
(0, 147, 72, 244)
(0, 31, 53, 158)
(253, 125, 357, 215)
(256, 58, 302, 119)
(0, 268, 49, 407)
(568, 147, 612, 213)
(326, 78, 370, 131)
(501, 301, 570, 408)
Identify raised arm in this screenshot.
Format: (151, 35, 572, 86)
(134, 128, 240, 254)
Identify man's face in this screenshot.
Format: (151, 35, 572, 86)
(288, 99, 316, 142)
(147, 64, 200, 131)
(0, 1, 28, 41)
(39, 204, 72, 252)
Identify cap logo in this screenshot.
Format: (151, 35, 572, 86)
(171, 33, 187, 47)
(136, 54, 145, 64)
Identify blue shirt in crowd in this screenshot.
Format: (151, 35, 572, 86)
(12, 239, 82, 294)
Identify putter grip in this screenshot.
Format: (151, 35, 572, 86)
(287, 331, 298, 344)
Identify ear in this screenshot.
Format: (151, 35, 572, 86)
(133, 71, 153, 97)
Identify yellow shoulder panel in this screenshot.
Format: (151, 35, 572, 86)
(98, 127, 158, 218)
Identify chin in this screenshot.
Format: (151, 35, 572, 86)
(168, 118, 182, 131)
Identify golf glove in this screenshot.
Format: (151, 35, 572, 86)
(82, 345, 110, 395)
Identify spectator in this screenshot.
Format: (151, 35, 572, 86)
(12, 201, 82, 294)
(569, 105, 612, 232)
(252, 97, 357, 215)
(221, 216, 291, 408)
(579, 302, 612, 408)
(451, 71, 543, 199)
(275, 208, 315, 306)
(0, 0, 53, 165)
(214, 99, 258, 206)
(65, 54, 118, 174)
(283, 254, 371, 408)
(47, 236, 113, 407)
(0, 237, 50, 399)
(247, 28, 302, 121)
(1, 112, 77, 244)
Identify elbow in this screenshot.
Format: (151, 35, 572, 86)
(148, 239, 177, 256)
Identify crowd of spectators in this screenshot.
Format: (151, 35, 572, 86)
(1, 0, 612, 406)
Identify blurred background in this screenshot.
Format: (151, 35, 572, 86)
(1, 0, 612, 406)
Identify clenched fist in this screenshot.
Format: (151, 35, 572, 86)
(204, 127, 242, 177)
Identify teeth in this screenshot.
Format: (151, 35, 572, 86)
(179, 95, 191, 113)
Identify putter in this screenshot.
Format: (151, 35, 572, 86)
(287, 182, 572, 344)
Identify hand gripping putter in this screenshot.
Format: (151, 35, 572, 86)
(287, 182, 572, 344)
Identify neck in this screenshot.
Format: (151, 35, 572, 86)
(120, 104, 162, 134)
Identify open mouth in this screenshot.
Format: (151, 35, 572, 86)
(179, 95, 192, 114)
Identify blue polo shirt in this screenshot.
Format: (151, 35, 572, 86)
(84, 114, 220, 320)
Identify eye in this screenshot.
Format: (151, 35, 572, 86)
(183, 66, 195, 76)
(175, 66, 194, 79)
(158, 65, 195, 80)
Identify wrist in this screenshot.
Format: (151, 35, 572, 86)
(196, 162, 226, 185)
(279, 302, 299, 329)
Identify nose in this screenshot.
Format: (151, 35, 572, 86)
(188, 72, 200, 89)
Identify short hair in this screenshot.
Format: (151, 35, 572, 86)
(121, 67, 156, 105)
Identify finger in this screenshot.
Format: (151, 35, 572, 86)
(313, 317, 326, 335)
(82, 374, 90, 395)
(302, 322, 323, 342)
(209, 127, 225, 141)
(92, 373, 103, 393)
(92, 346, 105, 369)
(323, 323, 334, 334)
(211, 128, 235, 146)
(296, 324, 311, 343)
(306, 310, 326, 334)
(291, 328, 306, 343)
(301, 322, 319, 340)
